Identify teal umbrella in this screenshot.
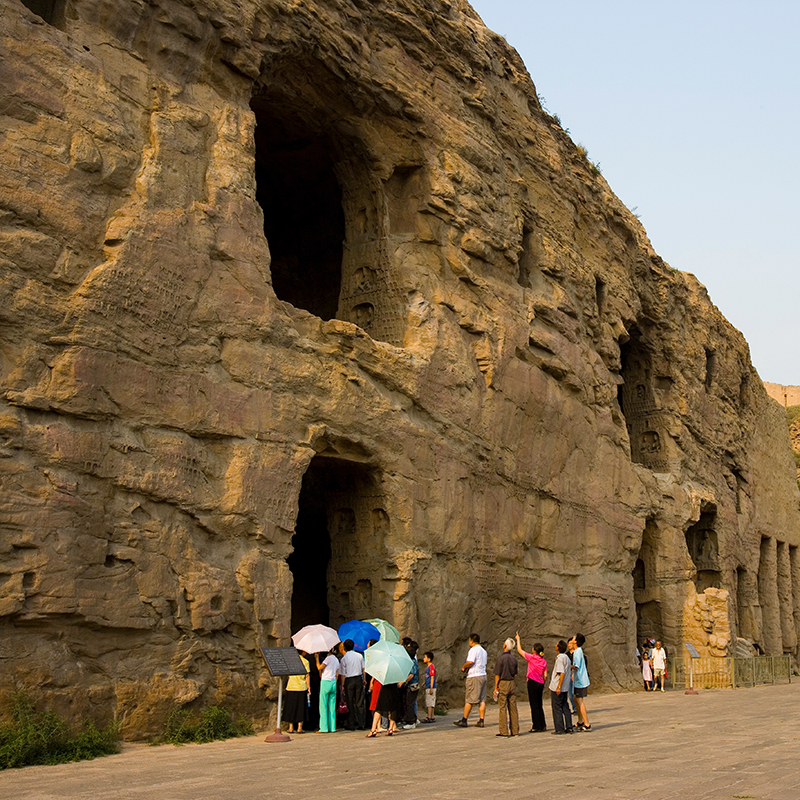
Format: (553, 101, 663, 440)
(364, 640, 413, 684)
(363, 618, 400, 643)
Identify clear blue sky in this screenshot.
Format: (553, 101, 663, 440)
(470, 1, 799, 386)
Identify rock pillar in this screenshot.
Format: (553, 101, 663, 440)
(791, 546, 800, 657)
(758, 537, 782, 653)
(777, 541, 796, 653)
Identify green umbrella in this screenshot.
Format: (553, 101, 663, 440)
(363, 618, 400, 643)
(364, 640, 413, 684)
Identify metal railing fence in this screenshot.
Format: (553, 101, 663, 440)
(666, 655, 793, 690)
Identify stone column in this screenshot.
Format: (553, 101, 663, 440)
(791, 545, 800, 657)
(757, 537, 782, 654)
(777, 541, 796, 653)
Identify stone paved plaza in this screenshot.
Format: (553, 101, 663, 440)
(1, 682, 799, 799)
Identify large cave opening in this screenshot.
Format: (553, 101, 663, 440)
(287, 455, 387, 633)
(251, 102, 345, 321)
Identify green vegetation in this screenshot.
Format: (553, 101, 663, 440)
(0, 694, 120, 770)
(155, 705, 254, 746)
(787, 404, 800, 427)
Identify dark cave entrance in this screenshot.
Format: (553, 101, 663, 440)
(634, 517, 662, 644)
(287, 459, 333, 632)
(251, 101, 345, 321)
(288, 455, 385, 633)
(20, 0, 67, 26)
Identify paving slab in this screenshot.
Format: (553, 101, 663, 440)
(1, 682, 799, 800)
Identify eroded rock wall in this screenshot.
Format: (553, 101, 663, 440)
(2, 0, 799, 736)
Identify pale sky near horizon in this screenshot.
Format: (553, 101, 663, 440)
(469, 1, 798, 387)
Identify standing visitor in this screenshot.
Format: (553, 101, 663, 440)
(652, 640, 667, 692)
(641, 641, 654, 691)
(493, 637, 520, 737)
(403, 641, 420, 729)
(339, 639, 366, 730)
(567, 637, 578, 715)
(549, 640, 573, 735)
(421, 651, 437, 723)
(315, 645, 340, 733)
(571, 632, 591, 732)
(453, 633, 487, 728)
(516, 633, 547, 732)
(283, 649, 310, 734)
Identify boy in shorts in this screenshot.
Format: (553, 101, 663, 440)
(421, 651, 437, 722)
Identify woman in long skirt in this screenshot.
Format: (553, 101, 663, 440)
(284, 650, 310, 734)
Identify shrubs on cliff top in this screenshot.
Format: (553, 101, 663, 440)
(154, 705, 254, 745)
(0, 694, 120, 770)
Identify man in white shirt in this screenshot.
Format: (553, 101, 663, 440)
(651, 641, 667, 692)
(339, 639, 366, 729)
(453, 633, 487, 728)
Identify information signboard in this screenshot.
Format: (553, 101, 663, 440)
(260, 647, 307, 677)
(684, 642, 700, 659)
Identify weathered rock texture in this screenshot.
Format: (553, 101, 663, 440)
(2, 0, 800, 737)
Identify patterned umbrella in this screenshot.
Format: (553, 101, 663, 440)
(363, 618, 400, 643)
(338, 619, 381, 652)
(291, 624, 340, 653)
(364, 640, 413, 684)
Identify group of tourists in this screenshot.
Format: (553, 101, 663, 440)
(452, 632, 591, 736)
(639, 639, 668, 692)
(282, 628, 595, 737)
(283, 637, 435, 735)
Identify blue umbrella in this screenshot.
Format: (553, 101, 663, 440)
(338, 619, 381, 652)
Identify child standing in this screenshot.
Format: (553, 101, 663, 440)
(421, 651, 437, 722)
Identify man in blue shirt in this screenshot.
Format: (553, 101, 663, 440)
(571, 632, 591, 731)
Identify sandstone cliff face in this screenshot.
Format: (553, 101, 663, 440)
(2, 0, 799, 737)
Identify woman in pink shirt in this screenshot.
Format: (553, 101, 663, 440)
(516, 632, 548, 732)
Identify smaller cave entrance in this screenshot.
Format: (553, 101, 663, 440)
(20, 0, 67, 26)
(251, 102, 345, 321)
(636, 601, 663, 646)
(287, 454, 387, 633)
(685, 506, 720, 591)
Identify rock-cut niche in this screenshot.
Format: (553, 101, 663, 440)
(251, 101, 345, 322)
(250, 60, 410, 346)
(685, 505, 720, 591)
(618, 326, 671, 471)
(287, 455, 388, 633)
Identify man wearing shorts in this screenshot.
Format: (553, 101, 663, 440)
(453, 633, 487, 727)
(652, 640, 667, 691)
(571, 632, 591, 731)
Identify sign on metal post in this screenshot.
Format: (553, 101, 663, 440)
(261, 647, 308, 743)
(261, 647, 308, 677)
(684, 642, 700, 694)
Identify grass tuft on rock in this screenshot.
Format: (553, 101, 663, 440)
(0, 694, 120, 770)
(155, 705, 254, 745)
